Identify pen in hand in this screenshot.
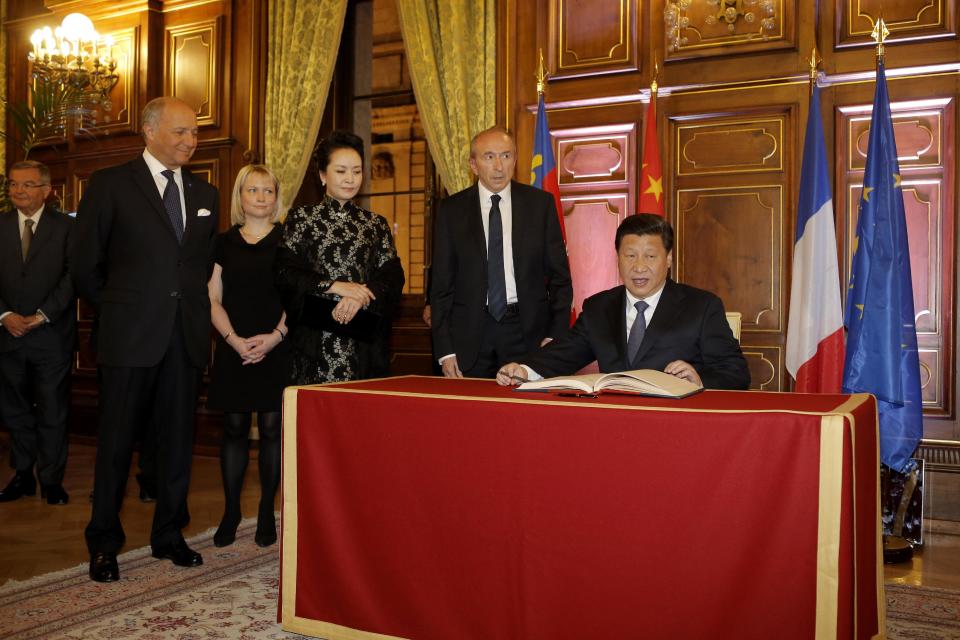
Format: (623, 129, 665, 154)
(496, 370, 528, 385)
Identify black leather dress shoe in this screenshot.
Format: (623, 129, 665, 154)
(151, 540, 203, 567)
(0, 471, 36, 502)
(89, 552, 119, 582)
(41, 484, 69, 505)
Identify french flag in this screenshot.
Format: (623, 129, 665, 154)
(786, 85, 844, 393)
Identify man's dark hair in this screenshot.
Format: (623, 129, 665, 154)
(313, 130, 365, 172)
(615, 213, 674, 253)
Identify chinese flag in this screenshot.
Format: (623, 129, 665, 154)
(638, 96, 665, 216)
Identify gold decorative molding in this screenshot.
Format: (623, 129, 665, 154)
(676, 185, 783, 332)
(664, 0, 788, 56)
(677, 119, 782, 175)
(166, 18, 221, 127)
(740, 346, 780, 391)
(552, 0, 637, 77)
(918, 349, 939, 406)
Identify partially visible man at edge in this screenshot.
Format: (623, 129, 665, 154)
(497, 213, 750, 390)
(0, 160, 74, 506)
(430, 127, 572, 378)
(72, 96, 219, 582)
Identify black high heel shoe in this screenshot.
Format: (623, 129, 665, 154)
(254, 510, 277, 547)
(213, 513, 241, 547)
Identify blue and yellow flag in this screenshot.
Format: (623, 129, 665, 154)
(842, 60, 922, 472)
(530, 94, 566, 243)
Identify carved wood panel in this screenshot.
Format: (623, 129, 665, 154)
(677, 118, 783, 175)
(166, 18, 222, 127)
(548, 0, 638, 78)
(838, 0, 955, 48)
(837, 97, 955, 415)
(676, 185, 783, 333)
(664, 0, 796, 61)
(549, 119, 637, 314)
(99, 27, 138, 134)
(740, 345, 781, 392)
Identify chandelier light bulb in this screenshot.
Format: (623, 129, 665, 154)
(61, 12, 96, 42)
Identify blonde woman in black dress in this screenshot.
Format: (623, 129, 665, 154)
(207, 164, 289, 547)
(275, 130, 404, 384)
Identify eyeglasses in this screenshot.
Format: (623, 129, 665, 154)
(8, 182, 49, 190)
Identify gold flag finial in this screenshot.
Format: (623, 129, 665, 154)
(871, 16, 889, 60)
(536, 48, 548, 95)
(651, 60, 659, 95)
(808, 46, 821, 94)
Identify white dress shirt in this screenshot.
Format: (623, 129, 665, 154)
(142, 149, 187, 227)
(624, 282, 665, 341)
(477, 181, 518, 305)
(438, 182, 519, 365)
(520, 281, 667, 381)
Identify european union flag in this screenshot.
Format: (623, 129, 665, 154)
(842, 60, 923, 473)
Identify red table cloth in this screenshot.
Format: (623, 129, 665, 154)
(280, 376, 883, 640)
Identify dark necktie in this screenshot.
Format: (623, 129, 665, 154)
(487, 193, 507, 321)
(161, 169, 185, 243)
(21, 218, 34, 262)
(626, 300, 649, 366)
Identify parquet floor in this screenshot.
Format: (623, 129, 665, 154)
(0, 435, 269, 583)
(1, 435, 958, 590)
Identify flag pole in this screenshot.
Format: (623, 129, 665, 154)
(869, 14, 916, 564)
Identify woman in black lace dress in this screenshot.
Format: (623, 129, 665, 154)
(275, 131, 404, 384)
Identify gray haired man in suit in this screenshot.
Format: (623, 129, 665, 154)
(0, 160, 74, 506)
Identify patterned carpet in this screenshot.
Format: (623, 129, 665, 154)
(0, 518, 298, 639)
(2, 521, 958, 639)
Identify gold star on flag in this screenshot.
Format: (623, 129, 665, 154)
(644, 175, 663, 203)
(856, 303, 864, 320)
(862, 186, 874, 202)
(893, 173, 902, 187)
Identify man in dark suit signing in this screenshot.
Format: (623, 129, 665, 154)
(430, 127, 572, 378)
(0, 160, 74, 505)
(497, 214, 750, 390)
(72, 96, 219, 582)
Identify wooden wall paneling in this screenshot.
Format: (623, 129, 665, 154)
(666, 92, 799, 392)
(164, 17, 223, 127)
(547, 107, 640, 313)
(836, 91, 956, 419)
(547, 0, 639, 79)
(663, 0, 797, 61)
(837, 0, 956, 48)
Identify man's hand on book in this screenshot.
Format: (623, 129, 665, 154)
(496, 363, 528, 386)
(664, 360, 702, 387)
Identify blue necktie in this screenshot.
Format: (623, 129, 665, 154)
(161, 169, 184, 243)
(487, 194, 507, 321)
(627, 300, 649, 366)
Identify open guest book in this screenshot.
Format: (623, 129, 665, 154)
(515, 368, 703, 399)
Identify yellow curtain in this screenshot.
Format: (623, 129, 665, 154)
(264, 0, 348, 204)
(396, 0, 496, 193)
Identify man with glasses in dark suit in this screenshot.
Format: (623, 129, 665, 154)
(0, 160, 74, 506)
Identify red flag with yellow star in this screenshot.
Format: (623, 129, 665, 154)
(638, 95, 664, 216)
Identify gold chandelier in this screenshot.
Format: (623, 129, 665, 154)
(27, 13, 119, 116)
